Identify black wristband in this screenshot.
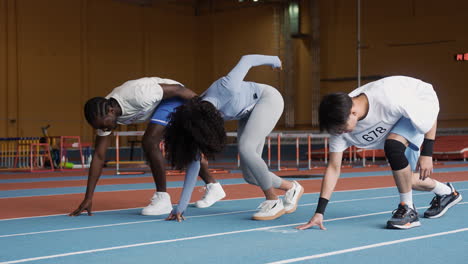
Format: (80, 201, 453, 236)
(421, 138, 434, 157)
(315, 197, 329, 215)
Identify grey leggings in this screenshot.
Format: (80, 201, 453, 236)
(238, 85, 284, 190)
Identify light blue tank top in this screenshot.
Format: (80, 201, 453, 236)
(202, 54, 281, 120)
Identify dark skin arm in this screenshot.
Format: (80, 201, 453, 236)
(159, 83, 217, 185)
(144, 123, 217, 192)
(143, 123, 167, 192)
(199, 157, 217, 184)
(141, 83, 198, 191)
(69, 135, 111, 216)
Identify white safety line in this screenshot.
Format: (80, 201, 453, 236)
(0, 191, 442, 238)
(1, 189, 467, 238)
(267, 227, 468, 264)
(2, 202, 466, 264)
(0, 187, 158, 200)
(0, 206, 144, 222)
(0, 213, 416, 263)
(1, 202, 466, 264)
(2, 167, 467, 200)
(0, 204, 379, 238)
(2, 181, 466, 222)
(0, 187, 385, 221)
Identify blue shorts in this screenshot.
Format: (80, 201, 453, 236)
(150, 97, 185, 126)
(390, 117, 424, 171)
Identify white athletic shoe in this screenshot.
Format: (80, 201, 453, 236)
(141, 192, 173, 216)
(252, 199, 285, 220)
(283, 180, 304, 214)
(195, 182, 226, 208)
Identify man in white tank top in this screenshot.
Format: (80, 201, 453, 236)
(69, 77, 226, 217)
(296, 76, 462, 230)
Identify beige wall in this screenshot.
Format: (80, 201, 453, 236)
(1, 0, 467, 145)
(317, 0, 468, 128)
(210, 4, 282, 130)
(16, 0, 82, 138)
(0, 0, 6, 137)
(0, 0, 206, 143)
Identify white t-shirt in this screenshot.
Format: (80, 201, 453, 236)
(96, 77, 183, 136)
(329, 76, 439, 152)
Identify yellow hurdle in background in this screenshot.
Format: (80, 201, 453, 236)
(0, 137, 41, 170)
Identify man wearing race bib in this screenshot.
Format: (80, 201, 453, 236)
(296, 76, 462, 230)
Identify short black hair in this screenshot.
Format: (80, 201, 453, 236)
(318, 92, 353, 133)
(84, 97, 110, 127)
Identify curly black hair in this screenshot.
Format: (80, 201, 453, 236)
(164, 97, 226, 169)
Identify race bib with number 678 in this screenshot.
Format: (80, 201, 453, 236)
(351, 122, 393, 146)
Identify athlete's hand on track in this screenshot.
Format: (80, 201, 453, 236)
(69, 198, 93, 216)
(295, 213, 326, 230)
(165, 212, 185, 222)
(417, 156, 433, 180)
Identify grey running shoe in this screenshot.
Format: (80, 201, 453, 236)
(386, 203, 421, 229)
(424, 182, 462, 219)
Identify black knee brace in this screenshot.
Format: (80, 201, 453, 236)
(384, 139, 409, 171)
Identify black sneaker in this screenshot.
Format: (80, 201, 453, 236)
(424, 182, 463, 219)
(386, 203, 421, 229)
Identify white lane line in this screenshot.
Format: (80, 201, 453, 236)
(1, 190, 466, 238)
(2, 169, 466, 199)
(0, 187, 157, 200)
(267, 227, 468, 264)
(0, 211, 418, 264)
(0, 207, 141, 222)
(1, 202, 466, 264)
(2, 181, 467, 222)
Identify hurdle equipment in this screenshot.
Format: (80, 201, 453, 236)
(0, 137, 54, 172)
(29, 142, 54, 172)
(113, 131, 146, 175)
(112, 131, 230, 175)
(357, 148, 384, 167)
(50, 136, 88, 171)
(278, 133, 331, 170)
(227, 132, 331, 171)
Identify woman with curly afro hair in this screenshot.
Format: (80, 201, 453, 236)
(165, 55, 304, 221)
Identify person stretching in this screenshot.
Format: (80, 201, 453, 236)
(163, 55, 303, 221)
